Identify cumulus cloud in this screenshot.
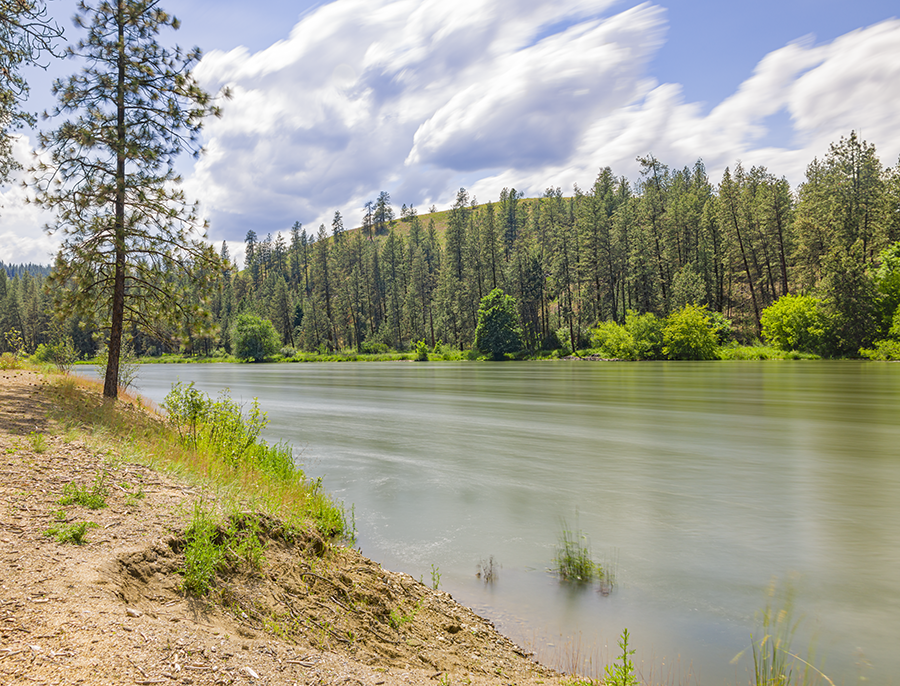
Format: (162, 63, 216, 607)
(5, 3, 900, 264)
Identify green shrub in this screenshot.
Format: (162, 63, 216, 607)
(663, 304, 719, 360)
(414, 339, 429, 361)
(760, 294, 826, 353)
(604, 629, 639, 686)
(182, 502, 224, 595)
(590, 320, 636, 359)
(625, 309, 664, 359)
(860, 306, 900, 360)
(163, 383, 349, 540)
(231, 313, 280, 362)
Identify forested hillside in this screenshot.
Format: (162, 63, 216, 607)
(4, 132, 900, 360)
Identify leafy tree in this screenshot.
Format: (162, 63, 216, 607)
(874, 241, 900, 331)
(34, 0, 225, 398)
(662, 304, 718, 360)
(474, 288, 522, 360)
(0, 0, 63, 181)
(230, 312, 279, 362)
(760, 294, 826, 353)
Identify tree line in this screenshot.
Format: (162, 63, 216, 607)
(212, 132, 900, 359)
(4, 132, 900, 362)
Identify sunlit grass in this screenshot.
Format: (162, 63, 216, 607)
(46, 372, 351, 543)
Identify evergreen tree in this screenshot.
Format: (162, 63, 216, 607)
(34, 0, 225, 398)
(0, 0, 63, 181)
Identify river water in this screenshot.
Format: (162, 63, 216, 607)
(99, 361, 900, 684)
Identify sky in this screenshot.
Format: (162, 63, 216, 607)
(2, 0, 900, 267)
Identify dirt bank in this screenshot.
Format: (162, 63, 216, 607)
(0, 369, 568, 686)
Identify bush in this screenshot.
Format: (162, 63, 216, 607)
(760, 294, 826, 353)
(663, 304, 719, 360)
(231, 313, 280, 362)
(625, 310, 664, 359)
(474, 288, 523, 360)
(860, 305, 900, 360)
(591, 320, 636, 359)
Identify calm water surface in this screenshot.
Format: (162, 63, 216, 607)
(110, 361, 899, 684)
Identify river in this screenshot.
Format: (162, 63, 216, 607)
(91, 360, 900, 684)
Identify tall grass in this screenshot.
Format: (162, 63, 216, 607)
(554, 520, 601, 583)
(47, 374, 350, 542)
(735, 579, 834, 686)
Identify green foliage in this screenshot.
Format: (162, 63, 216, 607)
(603, 629, 639, 686)
(590, 320, 636, 359)
(474, 288, 523, 360)
(163, 382, 349, 539)
(0, 0, 63, 180)
(662, 304, 719, 360)
(860, 306, 900, 360)
(760, 294, 827, 353)
(182, 501, 224, 595)
(231, 313, 281, 362)
(554, 523, 600, 583)
(414, 339, 429, 361)
(58, 473, 108, 509)
(625, 310, 665, 359)
(874, 241, 900, 330)
(44, 521, 98, 545)
(718, 343, 819, 361)
(181, 504, 269, 596)
(590, 310, 665, 360)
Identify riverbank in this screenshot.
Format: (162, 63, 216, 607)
(0, 369, 565, 686)
(70, 341, 828, 368)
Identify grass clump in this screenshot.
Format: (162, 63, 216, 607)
(734, 578, 833, 686)
(58, 473, 108, 509)
(44, 520, 98, 545)
(555, 522, 601, 583)
(27, 431, 48, 453)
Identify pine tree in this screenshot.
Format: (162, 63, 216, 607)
(34, 0, 225, 398)
(0, 0, 63, 181)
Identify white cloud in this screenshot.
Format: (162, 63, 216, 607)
(5, 4, 900, 265)
(0, 135, 59, 265)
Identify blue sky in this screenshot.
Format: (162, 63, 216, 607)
(3, 0, 899, 265)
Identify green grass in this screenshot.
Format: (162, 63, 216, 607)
(44, 520, 98, 545)
(554, 523, 601, 583)
(47, 374, 352, 577)
(58, 473, 109, 509)
(27, 431, 48, 453)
